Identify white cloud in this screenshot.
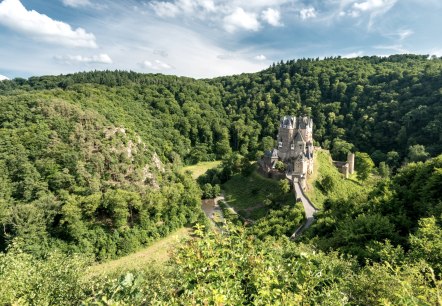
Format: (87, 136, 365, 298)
(398, 29, 413, 41)
(350, 0, 397, 18)
(300, 8, 317, 20)
(150, 1, 181, 17)
(150, 0, 216, 18)
(230, 0, 291, 10)
(261, 8, 282, 26)
(55, 54, 112, 64)
(254, 54, 267, 60)
(62, 0, 92, 8)
(142, 59, 173, 70)
(343, 51, 364, 58)
(354, 0, 390, 11)
(374, 44, 408, 53)
(198, 0, 216, 12)
(223, 8, 260, 33)
(0, 0, 97, 48)
(0, 74, 9, 81)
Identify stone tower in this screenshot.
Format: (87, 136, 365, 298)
(347, 152, 355, 174)
(275, 115, 314, 177)
(277, 116, 296, 161)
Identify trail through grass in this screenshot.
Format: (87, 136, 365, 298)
(86, 228, 192, 277)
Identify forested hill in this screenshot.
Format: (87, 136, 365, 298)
(1, 55, 442, 304)
(212, 54, 442, 163)
(0, 54, 442, 259)
(2, 54, 442, 165)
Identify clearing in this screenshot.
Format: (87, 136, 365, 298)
(181, 160, 221, 179)
(86, 227, 192, 277)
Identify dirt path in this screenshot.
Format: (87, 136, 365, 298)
(202, 192, 226, 225)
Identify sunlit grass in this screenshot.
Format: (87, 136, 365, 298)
(223, 169, 295, 220)
(181, 161, 222, 179)
(305, 150, 376, 209)
(85, 227, 192, 278)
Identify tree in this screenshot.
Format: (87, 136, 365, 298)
(320, 175, 335, 193)
(331, 139, 354, 161)
(386, 151, 400, 170)
(275, 161, 286, 172)
(355, 152, 374, 181)
(407, 144, 430, 162)
(378, 162, 390, 178)
(262, 136, 274, 151)
(409, 217, 442, 274)
(279, 179, 290, 194)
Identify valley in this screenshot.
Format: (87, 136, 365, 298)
(0, 55, 441, 305)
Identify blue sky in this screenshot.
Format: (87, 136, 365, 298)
(0, 0, 441, 80)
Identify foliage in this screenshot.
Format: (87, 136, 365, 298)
(305, 150, 370, 209)
(1, 57, 442, 304)
(223, 170, 295, 220)
(355, 151, 375, 181)
(309, 154, 442, 263)
(275, 160, 286, 171)
(0, 242, 89, 305)
(408, 144, 430, 162)
(201, 183, 221, 199)
(378, 161, 390, 178)
(0, 93, 203, 260)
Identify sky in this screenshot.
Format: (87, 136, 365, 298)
(0, 0, 441, 80)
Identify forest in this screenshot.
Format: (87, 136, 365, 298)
(0, 54, 441, 304)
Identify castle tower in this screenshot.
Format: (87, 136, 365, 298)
(277, 116, 296, 161)
(347, 152, 355, 174)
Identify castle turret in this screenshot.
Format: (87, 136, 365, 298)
(277, 116, 296, 160)
(347, 152, 355, 174)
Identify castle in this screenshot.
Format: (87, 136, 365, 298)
(262, 116, 314, 188)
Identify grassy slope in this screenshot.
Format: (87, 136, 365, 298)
(305, 150, 370, 209)
(223, 170, 295, 220)
(86, 228, 192, 277)
(181, 161, 222, 179)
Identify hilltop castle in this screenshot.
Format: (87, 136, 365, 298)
(261, 116, 314, 188)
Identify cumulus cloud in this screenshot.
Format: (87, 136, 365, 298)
(0, 74, 9, 81)
(0, 0, 97, 48)
(261, 8, 282, 26)
(350, 0, 397, 17)
(300, 7, 316, 20)
(142, 59, 173, 70)
(150, 0, 216, 18)
(62, 0, 92, 8)
(150, 1, 181, 17)
(223, 8, 260, 33)
(254, 54, 267, 60)
(55, 54, 112, 64)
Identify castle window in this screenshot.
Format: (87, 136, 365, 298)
(278, 142, 283, 148)
(291, 144, 294, 150)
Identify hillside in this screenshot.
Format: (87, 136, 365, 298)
(0, 84, 205, 260)
(304, 149, 373, 209)
(1, 56, 442, 304)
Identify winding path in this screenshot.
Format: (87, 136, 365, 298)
(290, 182, 318, 239)
(201, 193, 226, 225)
